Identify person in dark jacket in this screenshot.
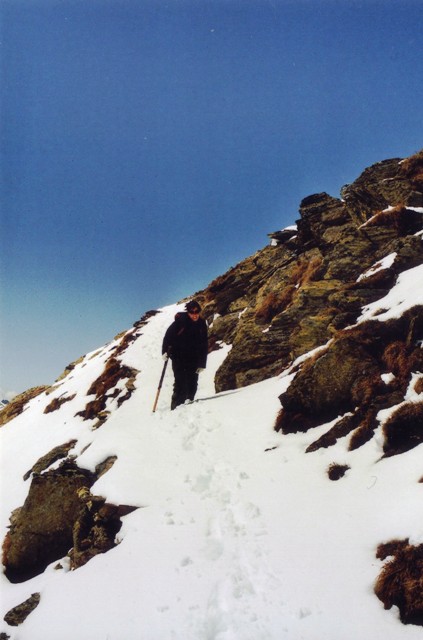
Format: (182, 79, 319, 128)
(162, 300, 208, 410)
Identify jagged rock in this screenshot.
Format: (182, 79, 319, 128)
(3, 461, 96, 583)
(268, 226, 298, 245)
(341, 158, 404, 222)
(44, 393, 76, 414)
(70, 488, 119, 570)
(69, 486, 137, 570)
(296, 192, 351, 249)
(276, 306, 423, 442)
(277, 337, 381, 431)
(193, 151, 423, 394)
(95, 455, 118, 479)
(75, 357, 139, 427)
(2, 453, 138, 582)
(23, 439, 77, 480)
(3, 593, 40, 626)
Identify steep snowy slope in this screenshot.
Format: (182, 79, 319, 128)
(1, 278, 423, 639)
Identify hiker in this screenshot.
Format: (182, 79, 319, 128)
(162, 300, 208, 410)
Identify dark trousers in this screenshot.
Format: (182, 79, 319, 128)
(171, 359, 199, 410)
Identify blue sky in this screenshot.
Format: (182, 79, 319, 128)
(1, 0, 422, 397)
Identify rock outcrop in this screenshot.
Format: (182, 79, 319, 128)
(192, 150, 423, 400)
(3, 453, 138, 583)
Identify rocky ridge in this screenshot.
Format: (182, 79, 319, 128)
(195, 153, 423, 397)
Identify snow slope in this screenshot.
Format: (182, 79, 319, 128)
(1, 268, 423, 639)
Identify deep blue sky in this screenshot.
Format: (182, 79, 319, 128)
(1, 0, 422, 396)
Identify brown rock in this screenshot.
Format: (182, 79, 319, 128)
(279, 336, 380, 428)
(3, 461, 95, 582)
(23, 440, 77, 480)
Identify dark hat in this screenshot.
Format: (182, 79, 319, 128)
(185, 300, 201, 313)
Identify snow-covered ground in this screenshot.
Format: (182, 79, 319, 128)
(1, 265, 423, 639)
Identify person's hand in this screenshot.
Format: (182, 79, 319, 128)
(163, 353, 169, 361)
(196, 367, 205, 374)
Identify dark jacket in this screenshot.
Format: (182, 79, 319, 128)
(162, 312, 208, 369)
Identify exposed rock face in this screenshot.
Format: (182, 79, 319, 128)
(3, 454, 137, 583)
(193, 150, 423, 396)
(75, 357, 139, 428)
(276, 306, 423, 450)
(3, 460, 96, 583)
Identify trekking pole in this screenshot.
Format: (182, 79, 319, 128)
(152, 355, 169, 413)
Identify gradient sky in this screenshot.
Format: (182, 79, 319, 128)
(1, 0, 422, 397)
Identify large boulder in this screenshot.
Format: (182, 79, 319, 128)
(3, 461, 95, 583)
(2, 452, 137, 583)
(277, 336, 381, 432)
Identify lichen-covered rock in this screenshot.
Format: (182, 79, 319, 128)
(192, 151, 423, 394)
(2, 450, 138, 584)
(75, 357, 139, 427)
(3, 461, 96, 583)
(277, 305, 423, 445)
(277, 337, 381, 431)
(3, 593, 40, 627)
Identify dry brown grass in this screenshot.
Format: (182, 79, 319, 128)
(351, 374, 385, 406)
(376, 538, 409, 560)
(348, 409, 378, 451)
(306, 412, 361, 453)
(354, 266, 396, 290)
(366, 202, 423, 235)
(255, 286, 296, 324)
(400, 149, 423, 184)
(342, 306, 422, 370)
(274, 407, 322, 434)
(375, 539, 423, 625)
(382, 400, 423, 457)
(113, 329, 139, 356)
(327, 463, 350, 480)
(86, 358, 129, 397)
(366, 205, 408, 232)
(290, 255, 323, 286)
(382, 341, 411, 383)
(340, 319, 388, 356)
(414, 377, 423, 395)
(44, 394, 76, 414)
